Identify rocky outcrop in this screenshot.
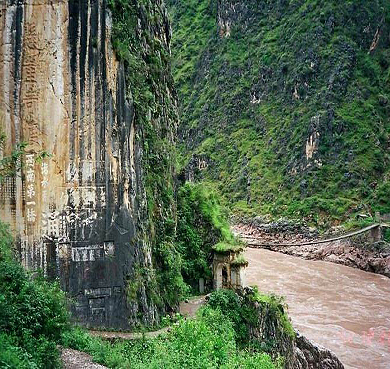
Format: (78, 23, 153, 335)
(0, 0, 177, 329)
(294, 331, 344, 369)
(236, 288, 344, 369)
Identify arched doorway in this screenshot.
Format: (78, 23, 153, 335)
(222, 266, 228, 288)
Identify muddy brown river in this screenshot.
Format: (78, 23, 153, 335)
(245, 248, 390, 369)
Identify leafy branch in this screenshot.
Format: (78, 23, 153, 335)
(0, 133, 28, 182)
(0, 132, 52, 182)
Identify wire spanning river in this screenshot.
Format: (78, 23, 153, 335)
(245, 248, 390, 369)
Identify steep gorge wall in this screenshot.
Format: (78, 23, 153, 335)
(0, 0, 177, 329)
(169, 0, 390, 223)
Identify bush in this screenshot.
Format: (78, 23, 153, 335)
(0, 222, 70, 368)
(0, 333, 38, 369)
(207, 288, 295, 353)
(62, 307, 278, 369)
(207, 288, 251, 344)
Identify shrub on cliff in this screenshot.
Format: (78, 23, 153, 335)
(207, 288, 295, 362)
(176, 182, 238, 291)
(0, 222, 69, 368)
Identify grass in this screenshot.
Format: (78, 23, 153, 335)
(212, 241, 244, 254)
(231, 254, 248, 266)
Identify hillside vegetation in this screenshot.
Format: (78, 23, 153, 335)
(62, 292, 283, 369)
(168, 0, 390, 226)
(0, 221, 286, 368)
(0, 223, 69, 368)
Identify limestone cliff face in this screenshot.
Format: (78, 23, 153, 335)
(0, 0, 177, 329)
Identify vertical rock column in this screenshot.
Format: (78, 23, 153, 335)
(0, 0, 154, 329)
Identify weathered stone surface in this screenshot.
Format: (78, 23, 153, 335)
(293, 331, 344, 369)
(0, 0, 176, 329)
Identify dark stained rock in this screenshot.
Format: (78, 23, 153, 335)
(0, 0, 177, 329)
(294, 331, 344, 369)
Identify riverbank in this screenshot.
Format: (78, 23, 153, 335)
(233, 222, 390, 278)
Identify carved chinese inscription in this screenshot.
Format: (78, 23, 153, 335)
(65, 160, 106, 185)
(25, 153, 36, 223)
(72, 245, 105, 262)
(22, 22, 43, 152)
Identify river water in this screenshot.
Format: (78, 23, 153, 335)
(245, 248, 390, 369)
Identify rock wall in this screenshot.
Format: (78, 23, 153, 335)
(0, 0, 176, 329)
(236, 288, 344, 368)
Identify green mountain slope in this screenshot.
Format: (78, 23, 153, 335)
(168, 0, 390, 225)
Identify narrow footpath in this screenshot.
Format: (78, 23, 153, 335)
(61, 296, 207, 368)
(61, 348, 108, 369)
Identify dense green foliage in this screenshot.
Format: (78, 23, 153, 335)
(207, 289, 294, 355)
(0, 221, 282, 369)
(128, 181, 244, 304)
(62, 299, 281, 369)
(0, 223, 69, 368)
(108, 0, 188, 312)
(176, 182, 240, 291)
(169, 0, 390, 225)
